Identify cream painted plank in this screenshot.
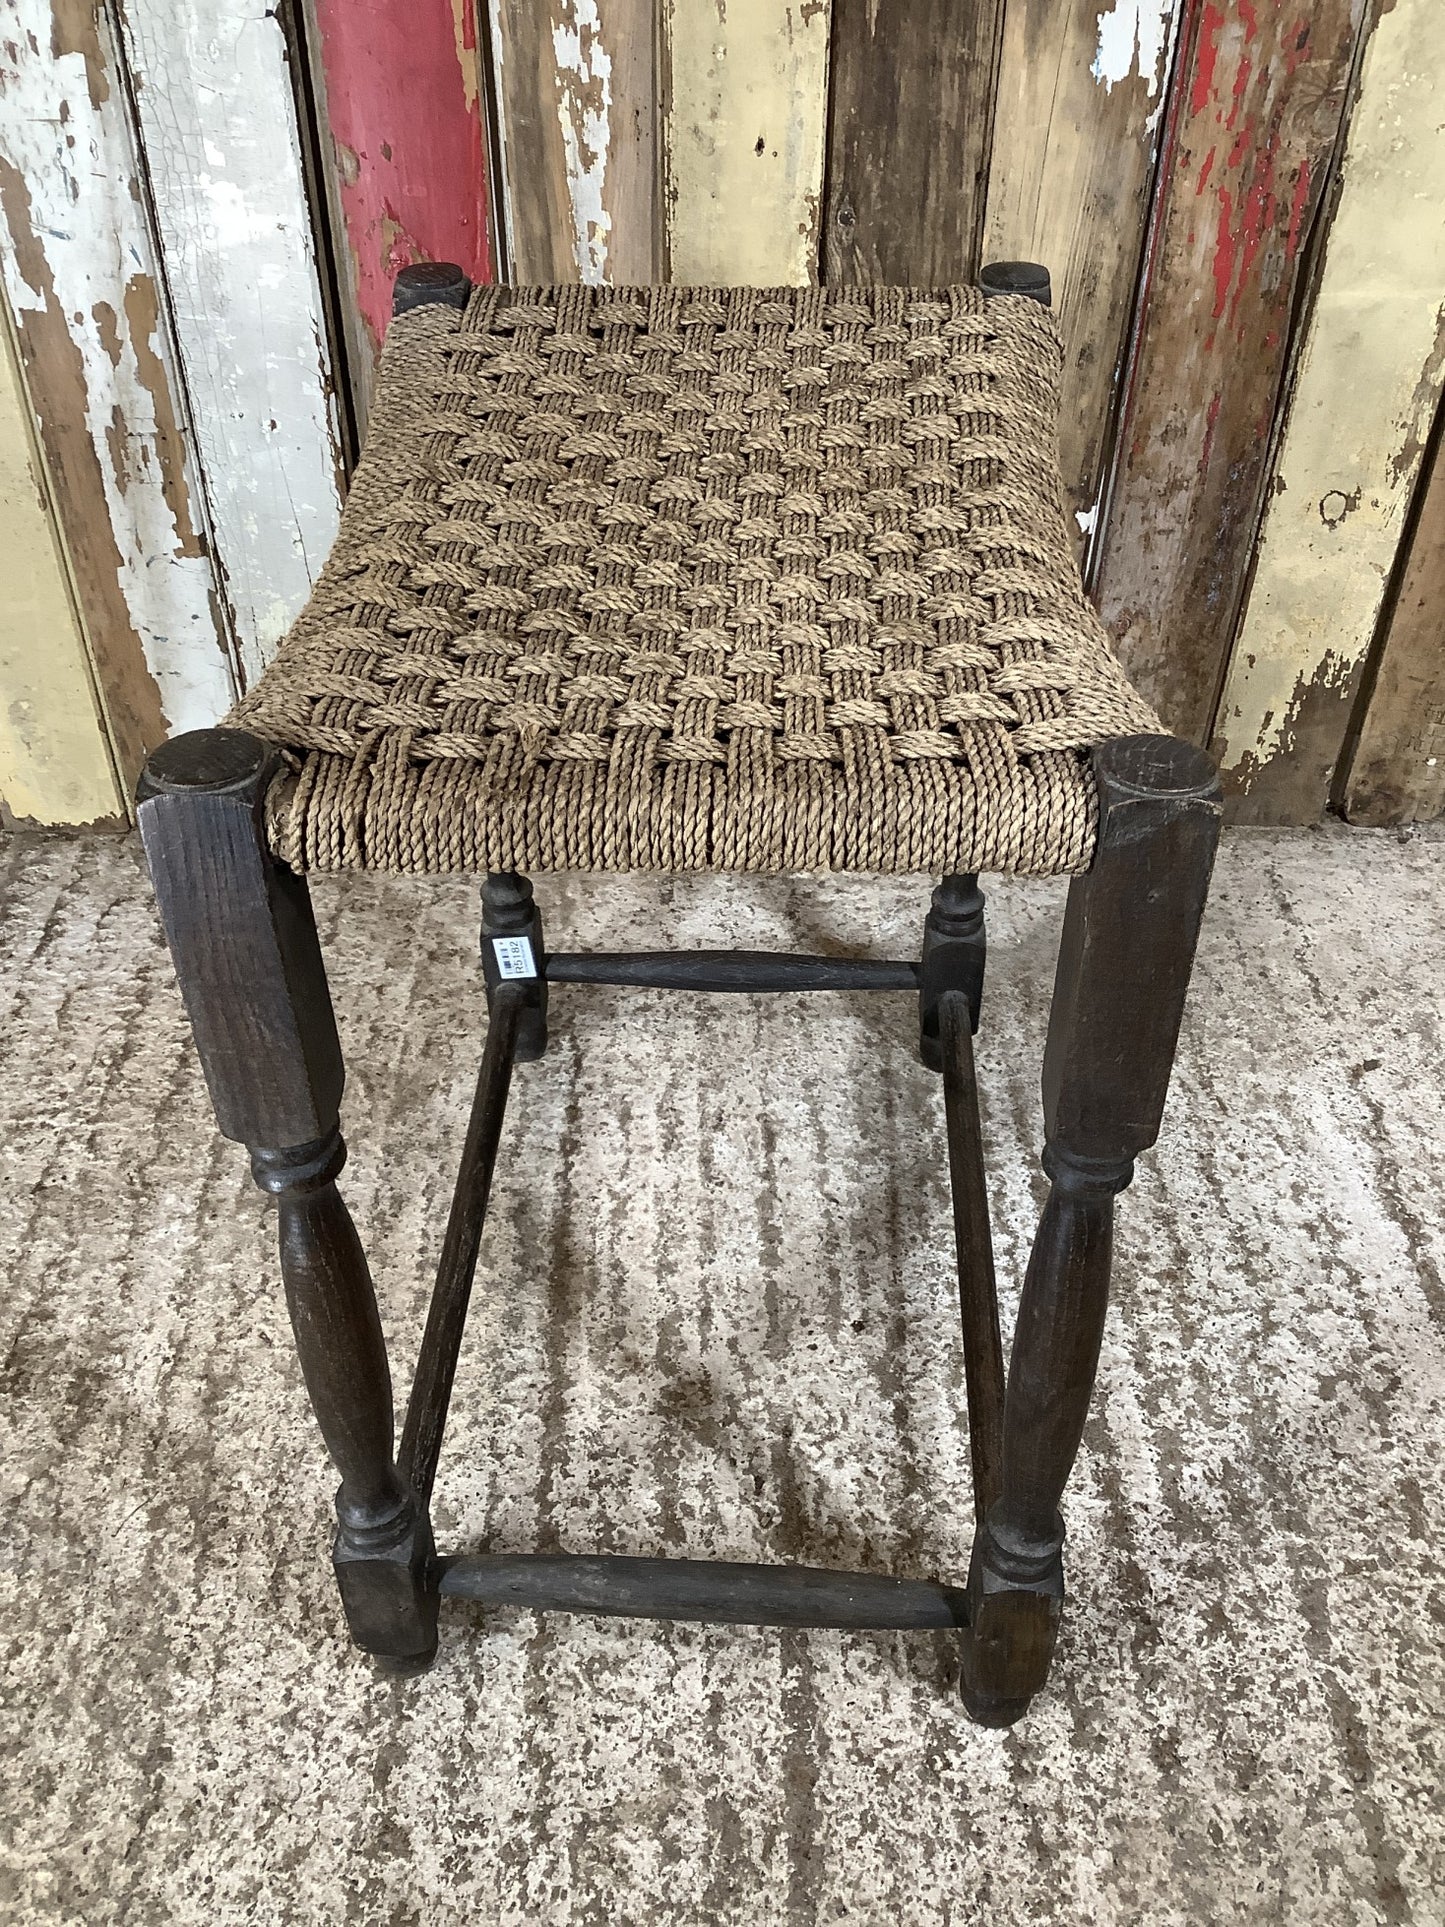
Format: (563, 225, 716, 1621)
(1213, 0, 1445, 823)
(0, 0, 237, 784)
(115, 0, 345, 688)
(665, 0, 831, 286)
(489, 0, 659, 283)
(983, 0, 1184, 535)
(0, 297, 122, 826)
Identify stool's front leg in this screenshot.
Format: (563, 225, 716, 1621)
(138, 729, 437, 1669)
(961, 735, 1221, 1724)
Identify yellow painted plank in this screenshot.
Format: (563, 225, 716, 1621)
(0, 301, 123, 827)
(983, 0, 1183, 533)
(665, 0, 831, 286)
(1214, 0, 1445, 822)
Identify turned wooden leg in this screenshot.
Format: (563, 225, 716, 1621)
(960, 735, 1222, 1725)
(137, 728, 437, 1668)
(919, 873, 986, 1070)
(481, 870, 548, 1061)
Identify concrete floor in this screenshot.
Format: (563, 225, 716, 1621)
(0, 824, 1442, 1925)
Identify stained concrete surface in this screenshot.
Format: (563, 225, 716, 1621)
(0, 824, 1442, 1926)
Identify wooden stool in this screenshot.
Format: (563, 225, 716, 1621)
(138, 264, 1220, 1725)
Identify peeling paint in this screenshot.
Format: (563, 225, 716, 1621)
(112, 0, 349, 682)
(1091, 0, 1173, 94)
(552, 0, 615, 283)
(1215, 0, 1445, 815)
(0, 7, 235, 761)
(309, 0, 492, 356)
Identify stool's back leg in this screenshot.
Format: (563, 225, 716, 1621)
(138, 729, 437, 1669)
(919, 873, 986, 1069)
(961, 734, 1221, 1724)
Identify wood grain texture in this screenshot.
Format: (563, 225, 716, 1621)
(305, 0, 493, 420)
(115, 0, 344, 688)
(0, 0, 238, 784)
(1341, 408, 1445, 825)
(822, 0, 1003, 287)
(665, 0, 831, 285)
(1213, 0, 1445, 823)
(1096, 0, 1364, 743)
(488, 0, 660, 283)
(0, 295, 122, 827)
(982, 0, 1184, 534)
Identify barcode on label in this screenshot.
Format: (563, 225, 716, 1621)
(491, 935, 537, 981)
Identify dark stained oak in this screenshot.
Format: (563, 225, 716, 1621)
(960, 734, 1221, 1724)
(138, 727, 436, 1668)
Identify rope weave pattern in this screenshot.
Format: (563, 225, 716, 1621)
(233, 284, 1158, 875)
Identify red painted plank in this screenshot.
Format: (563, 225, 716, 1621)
(1094, 0, 1363, 743)
(309, 0, 494, 359)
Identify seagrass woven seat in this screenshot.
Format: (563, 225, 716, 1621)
(232, 281, 1158, 878)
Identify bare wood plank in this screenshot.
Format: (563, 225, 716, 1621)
(1096, 0, 1364, 743)
(305, 0, 495, 422)
(489, 0, 660, 284)
(0, 0, 238, 786)
(982, 0, 1185, 534)
(114, 0, 344, 688)
(0, 295, 123, 827)
(665, 0, 831, 286)
(822, 0, 1004, 287)
(1340, 408, 1445, 825)
(1213, 0, 1445, 823)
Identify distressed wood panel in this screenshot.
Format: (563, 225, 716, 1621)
(1340, 408, 1445, 825)
(822, 0, 1003, 286)
(488, 0, 660, 283)
(1096, 0, 1364, 741)
(983, 0, 1184, 534)
(115, 0, 344, 689)
(1213, 0, 1445, 823)
(666, 0, 831, 286)
(0, 295, 122, 827)
(0, 0, 237, 785)
(305, 0, 494, 420)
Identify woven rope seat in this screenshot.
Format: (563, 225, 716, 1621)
(232, 282, 1159, 877)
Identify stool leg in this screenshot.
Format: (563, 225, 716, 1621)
(960, 735, 1221, 1724)
(919, 873, 986, 1070)
(137, 729, 437, 1669)
(482, 871, 548, 1061)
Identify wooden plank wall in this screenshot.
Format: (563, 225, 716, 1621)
(6, 0, 1445, 825)
(982, 0, 1184, 535)
(304, 0, 495, 423)
(0, 0, 237, 790)
(1212, 0, 1445, 821)
(1095, 0, 1366, 741)
(0, 294, 122, 827)
(488, 0, 660, 282)
(1339, 403, 1445, 826)
(666, 0, 831, 286)
(114, 0, 343, 688)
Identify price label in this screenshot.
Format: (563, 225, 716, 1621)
(491, 935, 537, 980)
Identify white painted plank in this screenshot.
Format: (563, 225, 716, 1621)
(0, 0, 237, 756)
(1214, 0, 1445, 819)
(665, 0, 831, 286)
(115, 0, 344, 687)
(0, 295, 122, 825)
